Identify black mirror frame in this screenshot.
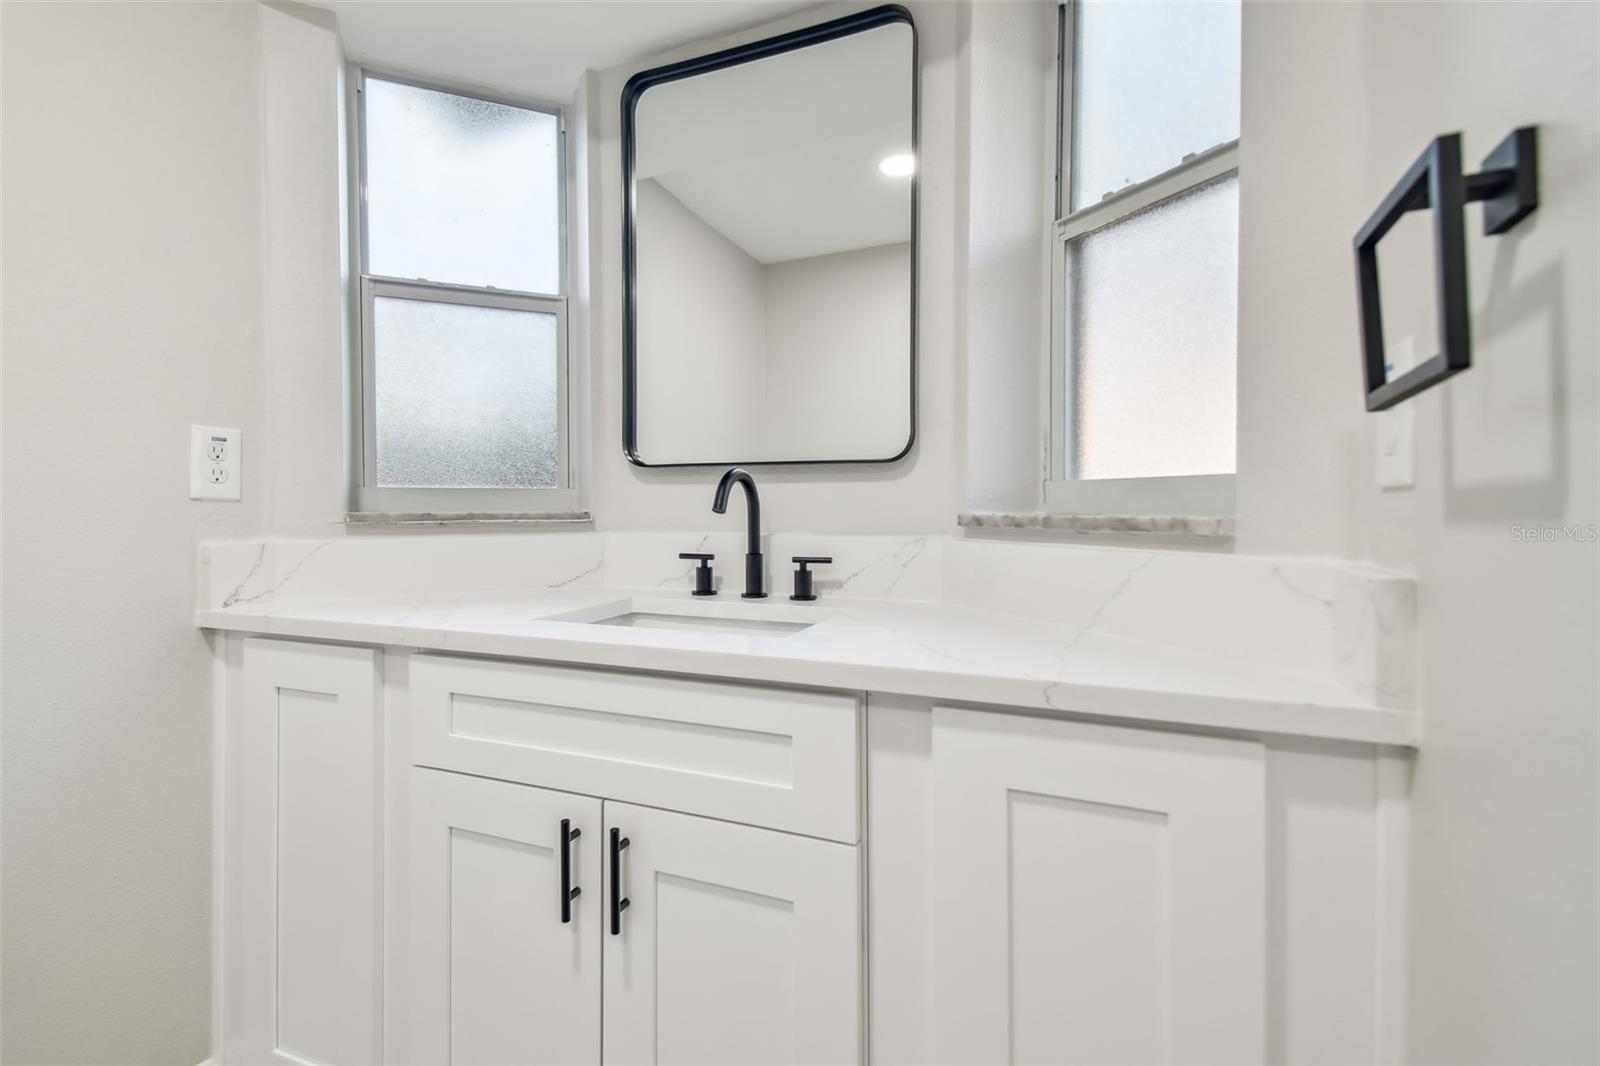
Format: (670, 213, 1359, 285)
(620, 4, 919, 468)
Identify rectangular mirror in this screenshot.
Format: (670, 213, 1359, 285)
(623, 6, 917, 467)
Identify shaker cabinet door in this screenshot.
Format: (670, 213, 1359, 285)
(932, 707, 1266, 1066)
(602, 802, 862, 1066)
(228, 638, 383, 1066)
(407, 768, 603, 1066)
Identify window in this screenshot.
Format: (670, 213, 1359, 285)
(351, 71, 573, 515)
(1049, 0, 1240, 516)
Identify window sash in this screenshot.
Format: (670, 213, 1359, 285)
(1049, 144, 1239, 489)
(1046, 0, 1238, 514)
(354, 277, 572, 514)
(349, 67, 573, 516)
(1056, 140, 1239, 240)
(353, 67, 568, 297)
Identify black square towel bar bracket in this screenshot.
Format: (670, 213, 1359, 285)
(1354, 126, 1539, 412)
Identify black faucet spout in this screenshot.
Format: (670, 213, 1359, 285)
(712, 468, 765, 598)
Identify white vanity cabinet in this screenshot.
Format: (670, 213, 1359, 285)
(402, 652, 864, 1066)
(219, 636, 1399, 1066)
(930, 707, 1266, 1065)
(222, 638, 864, 1066)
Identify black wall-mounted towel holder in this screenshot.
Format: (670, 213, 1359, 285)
(1354, 126, 1539, 411)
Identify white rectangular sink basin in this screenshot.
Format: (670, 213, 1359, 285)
(547, 596, 825, 637)
(596, 612, 812, 636)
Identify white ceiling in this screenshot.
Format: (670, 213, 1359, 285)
(306, 0, 820, 103)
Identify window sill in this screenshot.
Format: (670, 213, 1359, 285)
(345, 511, 593, 529)
(1042, 473, 1235, 517)
(958, 512, 1235, 538)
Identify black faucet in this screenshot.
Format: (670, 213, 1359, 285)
(712, 467, 766, 599)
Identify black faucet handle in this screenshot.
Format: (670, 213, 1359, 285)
(790, 557, 833, 602)
(679, 553, 717, 596)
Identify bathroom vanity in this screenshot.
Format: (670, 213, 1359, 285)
(192, 14, 1421, 1060)
(201, 531, 1416, 1066)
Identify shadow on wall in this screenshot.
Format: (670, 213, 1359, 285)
(1442, 240, 1569, 523)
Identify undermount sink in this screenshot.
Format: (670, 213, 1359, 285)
(596, 611, 813, 636)
(547, 596, 824, 637)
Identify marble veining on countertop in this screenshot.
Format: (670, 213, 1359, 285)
(196, 569, 1419, 747)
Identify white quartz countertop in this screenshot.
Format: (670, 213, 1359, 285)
(197, 586, 1418, 746)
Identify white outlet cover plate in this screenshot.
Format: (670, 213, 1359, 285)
(1376, 337, 1415, 490)
(190, 425, 241, 500)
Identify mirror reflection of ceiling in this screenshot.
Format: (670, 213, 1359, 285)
(634, 23, 913, 264)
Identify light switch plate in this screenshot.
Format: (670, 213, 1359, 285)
(190, 425, 241, 500)
(1376, 337, 1415, 490)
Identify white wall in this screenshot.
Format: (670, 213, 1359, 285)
(1, 3, 348, 1060)
(258, 2, 349, 537)
(634, 177, 768, 462)
(1238, 2, 1599, 1060)
(958, 0, 1055, 513)
(763, 242, 912, 460)
(0, 3, 272, 1061)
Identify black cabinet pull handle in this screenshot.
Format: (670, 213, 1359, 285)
(609, 827, 631, 935)
(560, 819, 582, 923)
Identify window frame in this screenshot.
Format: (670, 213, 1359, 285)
(1045, 0, 1240, 518)
(347, 66, 577, 517)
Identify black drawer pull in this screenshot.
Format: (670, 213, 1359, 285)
(610, 827, 631, 935)
(560, 819, 581, 924)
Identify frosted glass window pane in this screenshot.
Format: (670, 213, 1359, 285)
(1071, 0, 1240, 210)
(1069, 176, 1237, 481)
(373, 297, 559, 488)
(365, 78, 560, 294)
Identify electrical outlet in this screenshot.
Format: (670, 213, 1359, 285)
(1376, 337, 1415, 490)
(190, 425, 241, 500)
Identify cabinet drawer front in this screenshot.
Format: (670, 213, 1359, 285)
(410, 655, 860, 843)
